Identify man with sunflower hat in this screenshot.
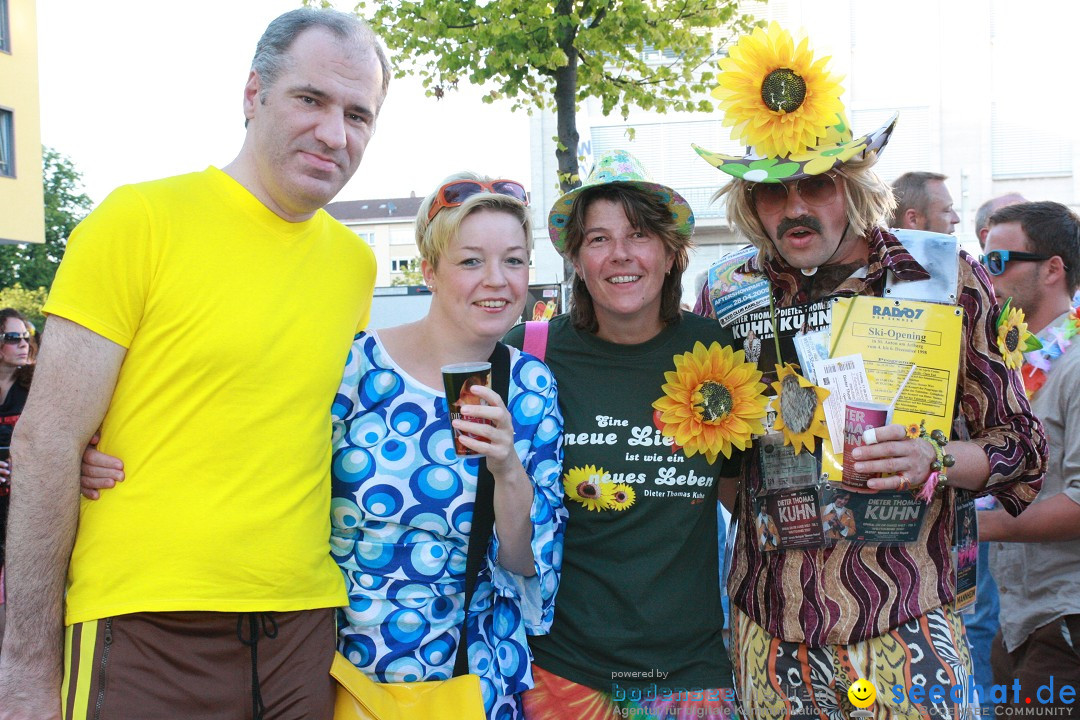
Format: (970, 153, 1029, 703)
(692, 22, 1046, 719)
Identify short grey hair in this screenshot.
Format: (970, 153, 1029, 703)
(975, 192, 1027, 235)
(251, 8, 391, 111)
(888, 171, 947, 228)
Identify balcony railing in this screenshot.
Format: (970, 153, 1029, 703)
(674, 186, 726, 220)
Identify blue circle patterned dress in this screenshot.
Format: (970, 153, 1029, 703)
(331, 331, 566, 719)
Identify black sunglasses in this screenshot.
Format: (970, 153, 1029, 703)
(2, 332, 30, 346)
(979, 250, 1065, 276)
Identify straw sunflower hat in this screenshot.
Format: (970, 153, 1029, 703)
(547, 149, 695, 253)
(693, 22, 897, 183)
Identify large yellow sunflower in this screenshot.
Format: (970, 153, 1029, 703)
(714, 22, 845, 158)
(770, 363, 830, 454)
(562, 465, 615, 512)
(652, 341, 769, 463)
(996, 298, 1039, 370)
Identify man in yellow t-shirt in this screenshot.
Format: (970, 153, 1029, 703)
(0, 9, 389, 720)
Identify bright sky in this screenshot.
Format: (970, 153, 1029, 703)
(36, 0, 532, 206)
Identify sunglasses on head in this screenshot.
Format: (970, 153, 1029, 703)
(979, 250, 1065, 276)
(427, 179, 529, 221)
(748, 173, 839, 214)
(2, 332, 30, 346)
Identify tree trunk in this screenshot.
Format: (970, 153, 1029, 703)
(554, 0, 580, 283)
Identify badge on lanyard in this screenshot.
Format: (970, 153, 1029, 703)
(953, 490, 979, 613)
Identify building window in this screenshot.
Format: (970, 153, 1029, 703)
(0, 109, 14, 178)
(991, 103, 1072, 179)
(356, 231, 376, 246)
(0, 0, 8, 53)
(390, 258, 417, 273)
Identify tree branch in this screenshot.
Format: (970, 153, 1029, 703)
(590, 0, 613, 30)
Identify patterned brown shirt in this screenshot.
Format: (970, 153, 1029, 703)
(698, 228, 1045, 646)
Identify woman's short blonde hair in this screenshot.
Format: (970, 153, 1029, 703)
(714, 153, 897, 259)
(414, 171, 532, 268)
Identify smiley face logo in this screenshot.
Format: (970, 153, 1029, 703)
(848, 678, 877, 708)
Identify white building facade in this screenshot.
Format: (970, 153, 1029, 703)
(527, 0, 1080, 306)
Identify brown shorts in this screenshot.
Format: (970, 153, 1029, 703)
(62, 608, 336, 720)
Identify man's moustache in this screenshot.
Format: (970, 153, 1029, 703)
(776, 215, 823, 238)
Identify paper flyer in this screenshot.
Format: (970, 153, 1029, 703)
(813, 354, 874, 453)
(954, 491, 978, 612)
(821, 296, 964, 483)
(708, 246, 770, 327)
(730, 297, 833, 387)
(755, 484, 929, 550)
(754, 487, 825, 550)
(821, 485, 929, 544)
(757, 431, 819, 493)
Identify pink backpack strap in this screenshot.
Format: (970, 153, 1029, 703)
(523, 321, 549, 362)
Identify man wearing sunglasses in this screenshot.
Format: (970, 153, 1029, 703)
(965, 188, 1028, 717)
(0, 9, 388, 720)
(691, 24, 1044, 719)
(977, 200, 1080, 715)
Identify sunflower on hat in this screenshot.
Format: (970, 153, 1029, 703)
(714, 22, 845, 159)
(693, 22, 898, 183)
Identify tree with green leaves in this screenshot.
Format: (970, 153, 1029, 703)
(350, 0, 760, 193)
(0, 147, 93, 292)
(0, 284, 50, 329)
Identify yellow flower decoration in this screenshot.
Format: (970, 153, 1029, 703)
(996, 299, 1034, 370)
(652, 342, 769, 463)
(770, 363, 831, 454)
(714, 22, 845, 158)
(610, 484, 637, 511)
(788, 136, 868, 175)
(563, 465, 614, 512)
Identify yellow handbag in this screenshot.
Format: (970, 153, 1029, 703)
(330, 652, 486, 720)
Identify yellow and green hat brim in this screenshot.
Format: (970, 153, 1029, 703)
(693, 112, 898, 184)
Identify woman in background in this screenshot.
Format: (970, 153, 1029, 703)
(0, 308, 35, 646)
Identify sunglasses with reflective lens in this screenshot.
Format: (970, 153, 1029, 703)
(749, 173, 839, 214)
(2, 332, 30, 346)
(427, 179, 529, 221)
(979, 250, 1061, 276)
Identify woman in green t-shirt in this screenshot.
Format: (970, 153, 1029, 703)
(508, 150, 764, 720)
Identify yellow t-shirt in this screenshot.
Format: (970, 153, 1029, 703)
(44, 167, 375, 624)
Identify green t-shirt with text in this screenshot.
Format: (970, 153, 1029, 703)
(506, 313, 738, 692)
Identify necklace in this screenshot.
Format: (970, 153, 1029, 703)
(1021, 307, 1080, 399)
